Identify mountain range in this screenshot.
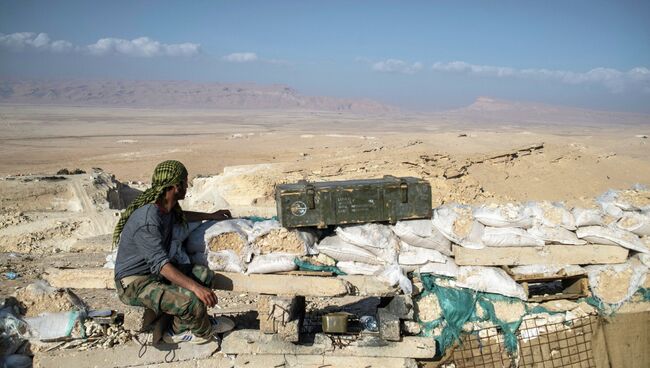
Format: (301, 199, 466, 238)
(1, 79, 648, 126)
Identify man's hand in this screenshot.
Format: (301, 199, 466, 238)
(184, 209, 232, 222)
(190, 284, 218, 307)
(210, 209, 232, 221)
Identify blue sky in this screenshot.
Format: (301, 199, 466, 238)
(1, 0, 649, 112)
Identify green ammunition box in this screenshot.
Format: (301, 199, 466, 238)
(275, 176, 432, 228)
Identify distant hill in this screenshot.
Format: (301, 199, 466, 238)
(0, 79, 398, 114)
(440, 96, 650, 126)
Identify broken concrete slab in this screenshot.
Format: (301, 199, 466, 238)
(453, 244, 628, 266)
(135, 356, 234, 368)
(385, 295, 414, 319)
(213, 273, 397, 297)
(221, 329, 436, 358)
(257, 295, 304, 342)
(43, 267, 114, 289)
(33, 340, 220, 368)
(378, 308, 401, 341)
(233, 354, 417, 368)
(122, 305, 157, 332)
(338, 275, 399, 296)
(42, 268, 399, 297)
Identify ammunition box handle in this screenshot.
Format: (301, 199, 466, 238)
(400, 180, 408, 203)
(306, 184, 316, 209)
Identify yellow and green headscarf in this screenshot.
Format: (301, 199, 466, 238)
(112, 160, 188, 246)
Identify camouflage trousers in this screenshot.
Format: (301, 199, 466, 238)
(115, 264, 216, 338)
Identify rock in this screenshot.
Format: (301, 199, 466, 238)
(401, 321, 421, 335)
(414, 294, 442, 322)
(385, 295, 414, 320)
(378, 308, 401, 341)
(492, 301, 526, 323)
(257, 295, 304, 342)
(121, 305, 157, 332)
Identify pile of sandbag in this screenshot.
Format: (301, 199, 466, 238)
(429, 186, 650, 255)
(187, 218, 317, 274)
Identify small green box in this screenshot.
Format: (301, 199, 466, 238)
(275, 176, 432, 228)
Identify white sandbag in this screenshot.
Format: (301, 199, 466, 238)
(336, 261, 383, 275)
(510, 264, 585, 278)
(481, 227, 545, 247)
(335, 223, 399, 263)
(527, 226, 586, 245)
(616, 212, 650, 236)
(432, 204, 485, 249)
(638, 253, 650, 268)
(251, 219, 317, 255)
(316, 235, 384, 265)
(207, 250, 245, 273)
(525, 201, 576, 230)
(377, 263, 413, 295)
(572, 208, 604, 227)
(204, 218, 253, 242)
(418, 255, 460, 278)
(596, 192, 624, 219)
(586, 258, 648, 305)
(245, 253, 297, 274)
(392, 219, 452, 255)
(599, 188, 650, 212)
(186, 221, 216, 254)
(473, 203, 534, 228)
(398, 242, 447, 265)
(250, 219, 282, 239)
(456, 266, 528, 300)
(576, 226, 649, 253)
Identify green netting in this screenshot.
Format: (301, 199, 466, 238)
(638, 287, 650, 302)
(417, 273, 529, 356)
(245, 215, 278, 223)
(293, 258, 346, 275)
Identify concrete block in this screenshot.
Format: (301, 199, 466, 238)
(43, 267, 114, 289)
(378, 308, 401, 342)
(121, 305, 157, 332)
(234, 354, 417, 368)
(454, 244, 628, 266)
(33, 340, 219, 368)
(386, 295, 414, 319)
(41, 268, 400, 297)
(257, 295, 304, 342)
(221, 329, 436, 358)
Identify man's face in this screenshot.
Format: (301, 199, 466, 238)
(173, 177, 188, 200)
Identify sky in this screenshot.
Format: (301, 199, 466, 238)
(1, 0, 649, 112)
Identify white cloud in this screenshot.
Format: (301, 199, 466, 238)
(86, 37, 200, 57)
(0, 32, 73, 53)
(0, 32, 200, 57)
(222, 52, 258, 63)
(372, 59, 423, 74)
(431, 61, 650, 93)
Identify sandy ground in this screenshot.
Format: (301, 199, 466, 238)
(1, 105, 648, 207)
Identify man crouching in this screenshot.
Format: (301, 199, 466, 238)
(112, 160, 230, 344)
